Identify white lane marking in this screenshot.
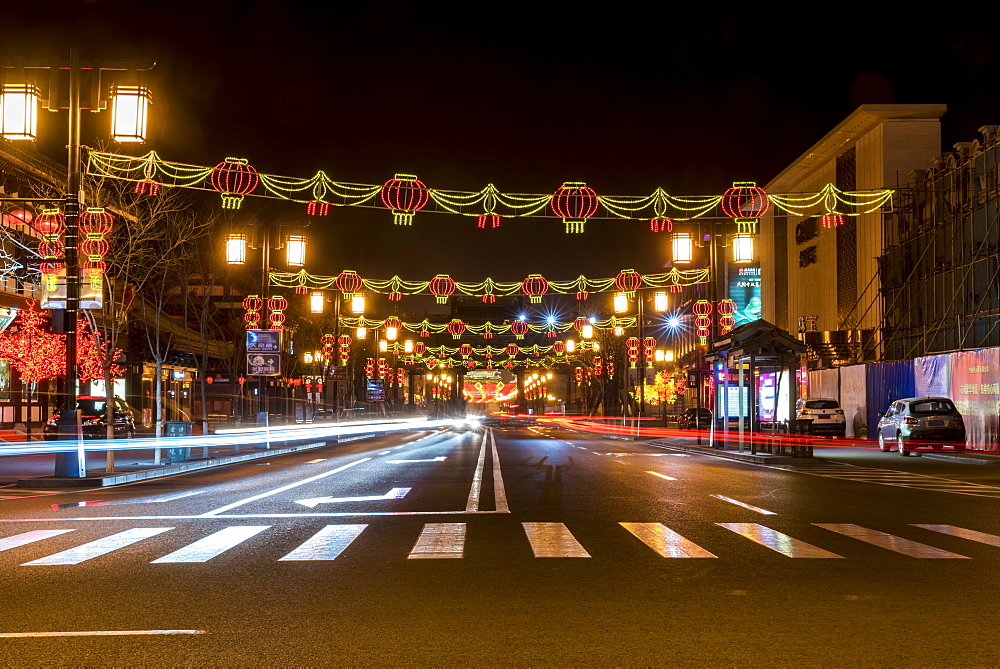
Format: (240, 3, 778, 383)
(22, 528, 173, 565)
(307, 459, 326, 464)
(612, 460, 628, 466)
(295, 487, 411, 508)
(0, 630, 206, 638)
(151, 526, 270, 563)
(814, 524, 970, 558)
(466, 431, 489, 512)
(386, 456, 447, 463)
(200, 457, 371, 516)
(710, 494, 777, 515)
(646, 471, 677, 481)
(141, 491, 206, 503)
(490, 428, 509, 513)
(378, 451, 392, 455)
(621, 523, 716, 558)
(279, 524, 367, 561)
(913, 524, 1000, 547)
(408, 523, 466, 559)
(717, 523, 843, 558)
(522, 522, 590, 558)
(0, 529, 75, 552)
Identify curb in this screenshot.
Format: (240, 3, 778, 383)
(921, 452, 1000, 465)
(17, 440, 334, 489)
(647, 439, 804, 464)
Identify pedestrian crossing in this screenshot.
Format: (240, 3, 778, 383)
(771, 462, 1000, 498)
(3, 521, 1000, 564)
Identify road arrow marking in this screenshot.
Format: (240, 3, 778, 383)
(386, 456, 447, 464)
(295, 487, 411, 508)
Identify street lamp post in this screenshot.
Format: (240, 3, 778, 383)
(1, 50, 153, 477)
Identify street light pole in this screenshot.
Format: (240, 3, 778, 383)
(54, 49, 84, 476)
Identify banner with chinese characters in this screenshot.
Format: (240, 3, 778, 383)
(950, 349, 1000, 451)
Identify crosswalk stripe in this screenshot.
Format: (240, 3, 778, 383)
(151, 526, 270, 563)
(717, 523, 843, 558)
(0, 529, 75, 552)
(814, 524, 970, 558)
(621, 523, 716, 558)
(408, 523, 466, 559)
(912, 524, 1000, 548)
(522, 522, 590, 558)
(22, 528, 173, 565)
(279, 525, 367, 561)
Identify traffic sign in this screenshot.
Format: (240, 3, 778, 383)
(247, 329, 281, 353)
(329, 366, 349, 381)
(248, 353, 280, 377)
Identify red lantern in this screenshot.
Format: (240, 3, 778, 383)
(693, 299, 713, 343)
(614, 269, 643, 297)
(482, 293, 496, 304)
(34, 209, 65, 235)
(336, 270, 364, 297)
(822, 213, 844, 228)
(414, 342, 426, 355)
(307, 201, 329, 216)
(79, 209, 113, 235)
(721, 182, 770, 219)
(649, 217, 674, 233)
(717, 299, 737, 334)
(446, 319, 466, 339)
(294, 285, 308, 295)
(388, 291, 402, 301)
(522, 274, 549, 303)
(550, 181, 599, 233)
(430, 274, 456, 304)
(466, 360, 475, 369)
(551, 341, 566, 354)
(576, 291, 589, 301)
(510, 320, 529, 340)
(573, 317, 589, 332)
(337, 335, 352, 346)
(268, 296, 288, 331)
(133, 179, 160, 196)
(210, 157, 259, 209)
(38, 239, 64, 258)
(380, 173, 429, 225)
(505, 343, 519, 356)
(384, 316, 402, 330)
(477, 213, 501, 229)
(459, 343, 473, 358)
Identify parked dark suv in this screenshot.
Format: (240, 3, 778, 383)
(43, 396, 137, 440)
(678, 407, 713, 430)
(876, 396, 965, 456)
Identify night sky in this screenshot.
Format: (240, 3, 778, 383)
(5, 2, 1000, 290)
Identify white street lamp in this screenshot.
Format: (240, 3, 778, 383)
(110, 85, 151, 143)
(0, 84, 39, 140)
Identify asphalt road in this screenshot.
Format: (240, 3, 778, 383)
(2, 425, 1000, 666)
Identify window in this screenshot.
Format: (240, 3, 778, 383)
(805, 400, 840, 410)
(910, 400, 956, 415)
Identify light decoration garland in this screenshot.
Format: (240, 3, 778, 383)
(79, 208, 112, 291)
(274, 267, 710, 301)
(339, 314, 637, 338)
(35, 208, 65, 292)
(87, 151, 894, 227)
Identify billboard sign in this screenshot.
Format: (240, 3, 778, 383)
(728, 264, 762, 326)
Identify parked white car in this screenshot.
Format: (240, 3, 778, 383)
(794, 398, 847, 437)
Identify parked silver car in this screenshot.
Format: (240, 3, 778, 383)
(876, 396, 965, 456)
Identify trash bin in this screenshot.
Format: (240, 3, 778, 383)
(164, 421, 193, 462)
